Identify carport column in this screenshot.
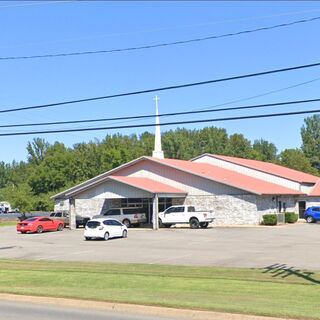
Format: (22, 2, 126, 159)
(69, 198, 76, 230)
(152, 194, 159, 230)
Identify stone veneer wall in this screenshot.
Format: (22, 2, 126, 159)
(74, 198, 122, 218)
(183, 194, 260, 225)
(57, 195, 300, 225)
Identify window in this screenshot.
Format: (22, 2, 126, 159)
(165, 207, 176, 214)
(40, 218, 50, 222)
(105, 219, 122, 226)
(105, 209, 121, 216)
(188, 206, 195, 212)
(87, 221, 101, 228)
(278, 201, 282, 213)
(175, 207, 184, 213)
(55, 212, 62, 217)
(123, 208, 140, 215)
(283, 203, 287, 212)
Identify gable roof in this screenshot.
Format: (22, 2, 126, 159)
(194, 154, 319, 184)
(309, 180, 320, 196)
(53, 155, 307, 200)
(109, 176, 186, 195)
(145, 157, 304, 196)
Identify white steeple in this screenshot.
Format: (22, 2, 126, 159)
(152, 95, 164, 159)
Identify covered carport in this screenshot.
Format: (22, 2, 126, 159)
(62, 175, 187, 230)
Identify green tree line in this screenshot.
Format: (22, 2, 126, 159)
(0, 115, 319, 212)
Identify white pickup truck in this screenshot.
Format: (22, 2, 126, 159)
(158, 205, 214, 229)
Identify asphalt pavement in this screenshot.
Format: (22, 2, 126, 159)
(0, 222, 319, 270)
(0, 300, 176, 320)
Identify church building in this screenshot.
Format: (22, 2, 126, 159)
(53, 99, 320, 229)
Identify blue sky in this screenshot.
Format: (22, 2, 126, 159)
(1, 1, 320, 163)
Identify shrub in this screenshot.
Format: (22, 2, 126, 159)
(285, 212, 298, 223)
(262, 214, 277, 226)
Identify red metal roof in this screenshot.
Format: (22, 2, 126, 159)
(109, 176, 186, 194)
(146, 157, 304, 195)
(309, 180, 320, 196)
(202, 154, 319, 184)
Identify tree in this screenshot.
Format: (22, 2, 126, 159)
(252, 139, 277, 161)
(301, 115, 320, 169)
(279, 149, 318, 175)
(225, 134, 252, 158)
(27, 138, 49, 165)
(0, 162, 9, 188)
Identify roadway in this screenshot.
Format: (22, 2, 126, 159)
(0, 300, 175, 320)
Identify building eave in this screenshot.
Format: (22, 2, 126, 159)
(51, 156, 149, 199)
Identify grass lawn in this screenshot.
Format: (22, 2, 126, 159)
(0, 221, 17, 227)
(0, 259, 319, 319)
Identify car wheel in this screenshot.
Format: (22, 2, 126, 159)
(122, 219, 130, 228)
(37, 225, 43, 233)
(122, 230, 128, 238)
(104, 232, 109, 241)
(85, 237, 91, 241)
(158, 218, 164, 228)
(190, 218, 200, 229)
(306, 216, 314, 223)
(200, 222, 209, 228)
(57, 224, 63, 231)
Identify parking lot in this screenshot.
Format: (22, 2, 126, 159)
(0, 222, 319, 270)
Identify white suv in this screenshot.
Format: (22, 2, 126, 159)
(93, 208, 147, 227)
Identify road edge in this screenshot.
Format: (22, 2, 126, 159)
(0, 293, 295, 320)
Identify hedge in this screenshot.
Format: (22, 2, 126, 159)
(285, 212, 299, 223)
(262, 214, 277, 226)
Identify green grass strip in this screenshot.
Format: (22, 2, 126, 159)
(0, 221, 17, 227)
(0, 259, 319, 319)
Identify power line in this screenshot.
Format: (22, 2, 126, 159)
(1, 97, 320, 129)
(1, 16, 320, 60)
(2, 61, 320, 114)
(2, 9, 319, 50)
(0, 1, 75, 9)
(195, 76, 320, 111)
(0, 108, 319, 137)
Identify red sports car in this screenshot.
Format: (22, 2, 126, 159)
(17, 217, 64, 234)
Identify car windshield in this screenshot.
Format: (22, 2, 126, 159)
(87, 221, 101, 228)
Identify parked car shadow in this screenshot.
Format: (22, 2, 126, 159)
(262, 263, 320, 285)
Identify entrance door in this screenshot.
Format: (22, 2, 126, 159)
(298, 201, 306, 218)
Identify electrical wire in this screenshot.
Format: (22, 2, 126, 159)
(1, 16, 320, 60)
(1, 97, 319, 128)
(1, 108, 320, 137)
(2, 60, 320, 114)
(2, 9, 320, 50)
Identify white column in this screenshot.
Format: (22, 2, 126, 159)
(69, 198, 76, 230)
(152, 194, 159, 230)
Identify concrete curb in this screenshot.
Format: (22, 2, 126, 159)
(0, 293, 296, 320)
